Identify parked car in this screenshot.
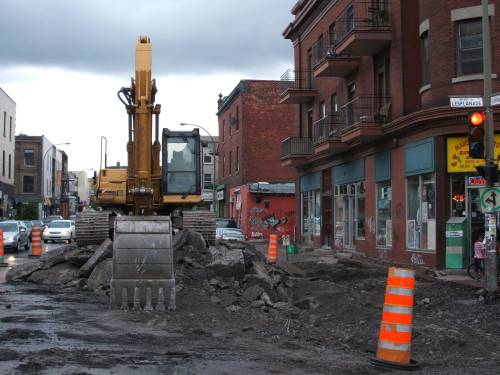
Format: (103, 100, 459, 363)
(216, 218, 238, 229)
(0, 221, 30, 252)
(43, 220, 76, 243)
(216, 227, 246, 241)
(23, 221, 33, 241)
(43, 215, 63, 227)
(31, 220, 46, 231)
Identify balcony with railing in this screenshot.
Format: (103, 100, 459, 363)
(279, 69, 317, 104)
(312, 114, 349, 154)
(339, 96, 391, 144)
(335, 1, 392, 56)
(281, 137, 313, 167)
(312, 35, 360, 78)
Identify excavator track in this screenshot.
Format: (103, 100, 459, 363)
(182, 210, 216, 245)
(76, 211, 110, 246)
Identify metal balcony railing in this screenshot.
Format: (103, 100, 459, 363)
(281, 137, 313, 159)
(312, 34, 338, 67)
(339, 96, 391, 131)
(312, 114, 343, 144)
(280, 69, 317, 95)
(336, 1, 391, 46)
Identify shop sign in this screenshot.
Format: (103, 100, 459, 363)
(447, 136, 500, 172)
(216, 190, 224, 201)
(202, 190, 213, 202)
(446, 230, 463, 238)
(480, 187, 500, 213)
(467, 176, 486, 187)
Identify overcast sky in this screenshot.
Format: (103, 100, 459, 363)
(0, 0, 296, 171)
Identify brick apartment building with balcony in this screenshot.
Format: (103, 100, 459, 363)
(217, 80, 298, 239)
(281, 0, 500, 269)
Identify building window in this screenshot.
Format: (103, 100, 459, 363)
(302, 190, 320, 236)
(331, 94, 338, 113)
(229, 150, 232, 175)
(23, 176, 34, 193)
(235, 106, 239, 131)
(421, 31, 430, 85)
(8, 154, 11, 179)
(2, 112, 5, 137)
(222, 120, 225, 142)
(203, 148, 213, 164)
(229, 115, 232, 137)
(24, 149, 35, 166)
(203, 173, 212, 189)
(406, 173, 436, 251)
(9, 116, 12, 141)
(457, 19, 483, 76)
(2, 150, 4, 177)
(236, 146, 239, 172)
(377, 181, 392, 247)
(334, 181, 365, 248)
(222, 156, 226, 178)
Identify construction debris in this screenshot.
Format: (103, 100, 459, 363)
(5, 229, 298, 312)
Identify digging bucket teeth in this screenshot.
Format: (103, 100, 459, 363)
(110, 216, 176, 311)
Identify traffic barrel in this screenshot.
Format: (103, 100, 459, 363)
(267, 234, 278, 264)
(0, 229, 7, 267)
(30, 227, 42, 258)
(371, 267, 420, 370)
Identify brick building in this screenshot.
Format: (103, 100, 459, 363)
(281, 0, 500, 269)
(0, 87, 16, 219)
(216, 80, 298, 232)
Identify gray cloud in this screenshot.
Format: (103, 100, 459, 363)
(0, 0, 296, 76)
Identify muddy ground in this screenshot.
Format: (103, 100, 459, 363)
(0, 258, 499, 375)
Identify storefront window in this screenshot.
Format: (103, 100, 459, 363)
(406, 173, 436, 251)
(450, 174, 466, 217)
(376, 181, 392, 247)
(302, 191, 321, 236)
(334, 181, 365, 249)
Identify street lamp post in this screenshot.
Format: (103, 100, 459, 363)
(180, 123, 218, 213)
(42, 143, 70, 216)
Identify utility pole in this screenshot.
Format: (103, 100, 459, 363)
(481, 0, 498, 300)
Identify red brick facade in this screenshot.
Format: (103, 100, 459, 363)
(281, 0, 500, 269)
(217, 80, 298, 217)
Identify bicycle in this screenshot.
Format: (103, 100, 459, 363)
(467, 260, 484, 281)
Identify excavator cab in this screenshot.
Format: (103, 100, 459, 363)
(161, 128, 202, 203)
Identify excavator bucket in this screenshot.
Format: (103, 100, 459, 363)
(110, 216, 175, 310)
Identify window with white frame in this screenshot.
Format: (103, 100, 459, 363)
(302, 190, 320, 236)
(457, 18, 482, 76)
(203, 173, 212, 189)
(406, 173, 436, 251)
(24, 149, 35, 166)
(376, 181, 392, 247)
(203, 148, 213, 164)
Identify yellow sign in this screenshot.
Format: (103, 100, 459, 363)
(447, 136, 500, 172)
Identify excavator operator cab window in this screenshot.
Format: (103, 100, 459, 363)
(162, 132, 201, 195)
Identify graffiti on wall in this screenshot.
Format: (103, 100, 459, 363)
(248, 207, 295, 239)
(410, 253, 425, 265)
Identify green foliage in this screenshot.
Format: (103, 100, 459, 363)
(15, 202, 39, 220)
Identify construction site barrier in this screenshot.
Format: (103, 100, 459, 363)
(30, 227, 42, 258)
(0, 229, 7, 266)
(267, 234, 278, 264)
(371, 267, 420, 371)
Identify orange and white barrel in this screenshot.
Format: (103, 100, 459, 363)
(375, 267, 415, 365)
(267, 234, 278, 264)
(30, 227, 42, 257)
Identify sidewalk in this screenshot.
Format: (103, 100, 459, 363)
(252, 241, 484, 288)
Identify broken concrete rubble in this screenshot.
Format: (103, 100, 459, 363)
(206, 247, 245, 280)
(5, 260, 43, 282)
(28, 263, 80, 285)
(87, 258, 112, 294)
(40, 245, 73, 270)
(64, 246, 96, 266)
(78, 238, 112, 278)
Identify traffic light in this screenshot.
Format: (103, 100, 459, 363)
(468, 111, 486, 159)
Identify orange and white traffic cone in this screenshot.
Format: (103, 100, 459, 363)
(0, 229, 7, 267)
(267, 234, 278, 264)
(29, 227, 42, 258)
(371, 267, 420, 370)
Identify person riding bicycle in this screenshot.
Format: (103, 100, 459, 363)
(474, 233, 486, 278)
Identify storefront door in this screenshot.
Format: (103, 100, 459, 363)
(344, 190, 356, 249)
(466, 184, 485, 259)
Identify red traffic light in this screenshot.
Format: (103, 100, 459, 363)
(469, 111, 486, 126)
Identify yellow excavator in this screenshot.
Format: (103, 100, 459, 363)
(76, 36, 215, 245)
(76, 36, 215, 310)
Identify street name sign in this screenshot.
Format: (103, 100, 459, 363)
(491, 93, 500, 107)
(450, 97, 483, 108)
(480, 187, 500, 212)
